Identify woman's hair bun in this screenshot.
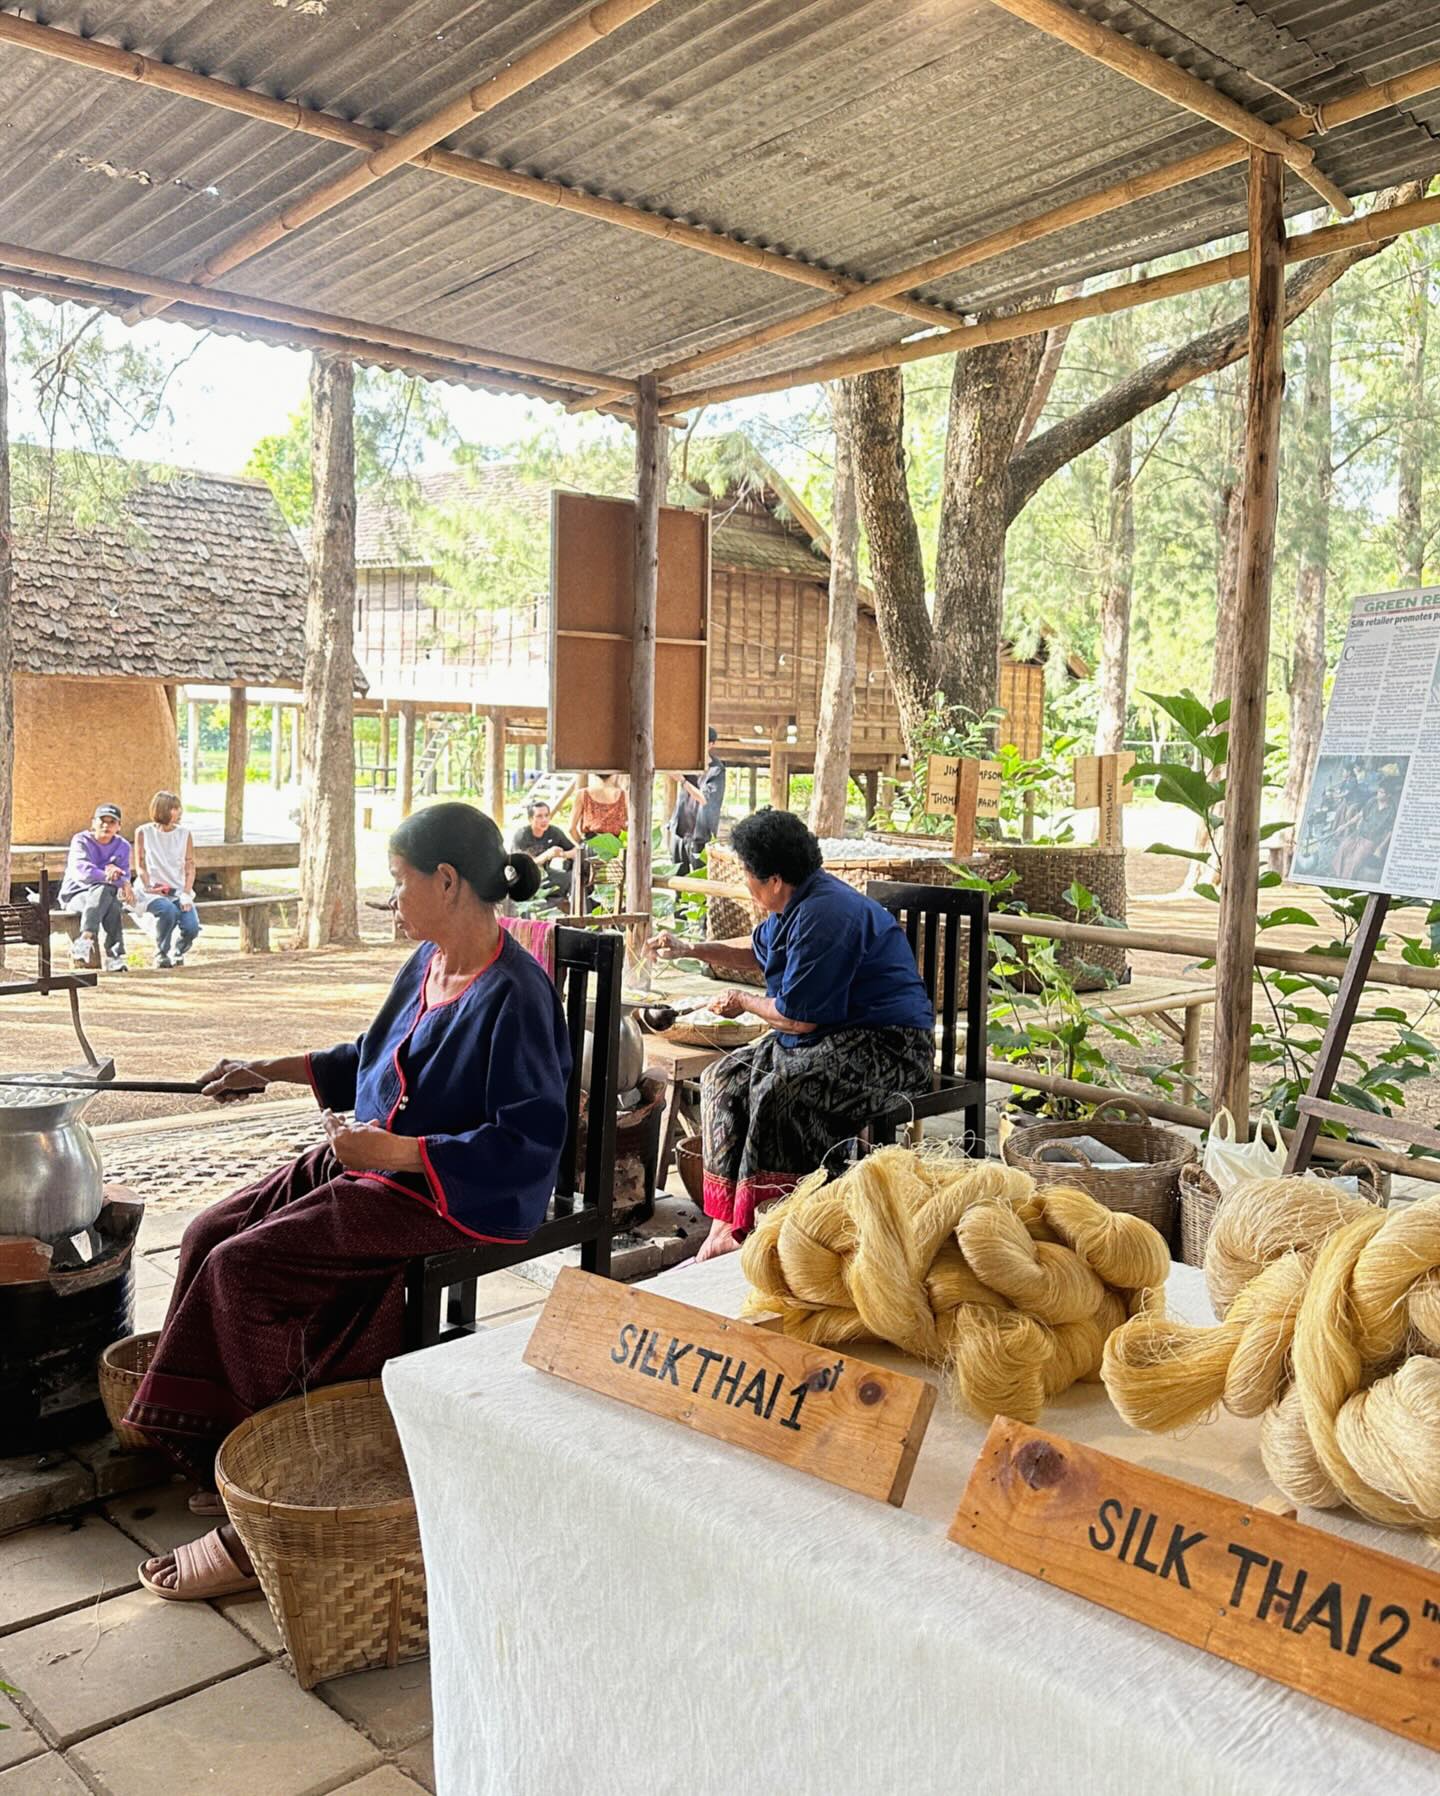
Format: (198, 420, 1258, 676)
(504, 851, 543, 903)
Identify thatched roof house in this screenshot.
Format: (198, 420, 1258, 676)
(12, 464, 309, 841)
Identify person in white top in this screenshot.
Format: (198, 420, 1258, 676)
(134, 790, 202, 968)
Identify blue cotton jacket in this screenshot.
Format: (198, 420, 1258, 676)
(752, 869, 935, 1049)
(306, 934, 571, 1241)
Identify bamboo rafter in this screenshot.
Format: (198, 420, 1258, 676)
(0, 238, 637, 402)
(0, 13, 958, 341)
(656, 188, 1440, 416)
(572, 51, 1440, 410)
(131, 0, 669, 323)
(985, 0, 1350, 216)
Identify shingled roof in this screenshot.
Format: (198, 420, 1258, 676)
(13, 463, 312, 686)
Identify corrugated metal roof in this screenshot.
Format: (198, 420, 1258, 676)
(2, 0, 1439, 399)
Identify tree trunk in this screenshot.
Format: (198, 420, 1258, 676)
(849, 369, 934, 754)
(1279, 286, 1335, 873)
(810, 380, 861, 835)
(933, 321, 1052, 725)
(1095, 422, 1134, 755)
(1397, 248, 1428, 586)
(298, 354, 359, 949)
(0, 298, 12, 915)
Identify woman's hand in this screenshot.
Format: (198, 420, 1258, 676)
(200, 1059, 268, 1102)
(647, 930, 690, 961)
(324, 1116, 421, 1172)
(711, 988, 751, 1019)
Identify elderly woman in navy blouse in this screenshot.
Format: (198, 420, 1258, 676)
(130, 803, 569, 1603)
(650, 809, 934, 1262)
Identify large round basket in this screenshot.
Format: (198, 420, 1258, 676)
(985, 843, 1128, 991)
(674, 1137, 705, 1207)
(216, 1379, 426, 1690)
(98, 1331, 159, 1450)
(1000, 1099, 1195, 1242)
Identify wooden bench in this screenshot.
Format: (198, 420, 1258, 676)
(42, 892, 300, 956)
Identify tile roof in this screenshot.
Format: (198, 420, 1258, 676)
(12, 461, 313, 685)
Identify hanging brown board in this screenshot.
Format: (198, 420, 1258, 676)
(997, 656, 1045, 760)
(549, 491, 710, 772)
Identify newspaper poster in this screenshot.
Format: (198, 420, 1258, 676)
(1290, 589, 1440, 898)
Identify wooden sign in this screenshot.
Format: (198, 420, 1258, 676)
(1073, 751, 1134, 850)
(927, 755, 1002, 858)
(548, 491, 711, 773)
(951, 1419, 1440, 1755)
(524, 1268, 936, 1505)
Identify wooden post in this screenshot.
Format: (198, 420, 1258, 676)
(270, 705, 284, 789)
(397, 701, 417, 819)
(768, 746, 789, 810)
(185, 699, 200, 784)
(1213, 151, 1286, 1125)
(862, 768, 879, 821)
(951, 760, 981, 860)
(748, 763, 758, 810)
(221, 683, 248, 898)
(379, 699, 392, 790)
(626, 375, 667, 920)
(484, 705, 507, 826)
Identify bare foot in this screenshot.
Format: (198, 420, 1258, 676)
(695, 1218, 739, 1262)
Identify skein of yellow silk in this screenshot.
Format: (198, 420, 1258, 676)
(738, 1147, 1168, 1425)
(1102, 1175, 1440, 1542)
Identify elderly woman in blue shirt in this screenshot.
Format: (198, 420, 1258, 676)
(130, 804, 569, 1603)
(651, 809, 934, 1262)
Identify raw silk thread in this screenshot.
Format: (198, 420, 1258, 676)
(1101, 1176, 1440, 1543)
(738, 1147, 1169, 1424)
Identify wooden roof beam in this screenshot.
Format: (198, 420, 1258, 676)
(0, 237, 636, 400)
(130, 0, 669, 322)
(576, 53, 1440, 408)
(0, 14, 960, 336)
(656, 188, 1440, 416)
(986, 0, 1351, 216)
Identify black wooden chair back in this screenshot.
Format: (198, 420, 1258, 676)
(402, 925, 623, 1351)
(863, 881, 990, 1156)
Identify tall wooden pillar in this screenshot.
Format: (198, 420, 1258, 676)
(186, 699, 200, 784)
(862, 768, 878, 822)
(397, 702, 417, 819)
(270, 705, 284, 788)
(626, 376, 667, 920)
(484, 706, 507, 826)
(222, 683, 248, 898)
(379, 700, 392, 790)
(748, 764, 758, 810)
(768, 746, 789, 810)
(1213, 151, 1286, 1125)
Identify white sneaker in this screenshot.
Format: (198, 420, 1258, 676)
(71, 937, 97, 969)
(104, 952, 128, 974)
(153, 951, 173, 969)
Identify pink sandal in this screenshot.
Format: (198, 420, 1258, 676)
(138, 1528, 260, 1602)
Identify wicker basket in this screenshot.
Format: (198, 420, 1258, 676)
(705, 839, 957, 941)
(1000, 1098, 1195, 1242)
(662, 1017, 766, 1049)
(674, 1137, 705, 1206)
(987, 843, 1128, 991)
(99, 1331, 160, 1450)
(1180, 1156, 1388, 1269)
(216, 1379, 427, 1690)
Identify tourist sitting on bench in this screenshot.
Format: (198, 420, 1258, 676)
(60, 802, 134, 973)
(125, 803, 570, 1603)
(648, 808, 935, 1262)
(511, 798, 578, 906)
(134, 789, 202, 968)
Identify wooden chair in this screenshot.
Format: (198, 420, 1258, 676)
(402, 925, 623, 1351)
(862, 881, 990, 1157)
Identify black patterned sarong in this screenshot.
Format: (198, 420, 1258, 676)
(700, 1026, 934, 1229)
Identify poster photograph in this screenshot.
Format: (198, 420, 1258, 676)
(1291, 589, 1440, 898)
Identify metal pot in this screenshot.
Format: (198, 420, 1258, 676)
(580, 1015, 646, 1096)
(0, 1086, 105, 1241)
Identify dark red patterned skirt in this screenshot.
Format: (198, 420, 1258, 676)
(124, 1145, 463, 1482)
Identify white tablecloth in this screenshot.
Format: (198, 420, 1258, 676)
(384, 1258, 1440, 1796)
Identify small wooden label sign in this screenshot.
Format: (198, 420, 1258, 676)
(927, 755, 1002, 820)
(524, 1268, 936, 1505)
(951, 1420, 1440, 1754)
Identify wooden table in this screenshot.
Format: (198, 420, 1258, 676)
(637, 1032, 732, 1191)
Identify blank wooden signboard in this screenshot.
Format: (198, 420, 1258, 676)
(550, 491, 711, 772)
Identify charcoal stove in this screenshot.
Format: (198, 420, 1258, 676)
(0, 874, 142, 1450)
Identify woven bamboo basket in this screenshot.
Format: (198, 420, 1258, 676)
(675, 1136, 705, 1206)
(1179, 1156, 1388, 1269)
(662, 1017, 766, 1049)
(999, 1098, 1195, 1241)
(986, 843, 1128, 991)
(216, 1379, 427, 1690)
(98, 1331, 160, 1450)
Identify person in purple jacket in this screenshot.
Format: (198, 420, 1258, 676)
(59, 801, 134, 972)
(127, 803, 570, 1603)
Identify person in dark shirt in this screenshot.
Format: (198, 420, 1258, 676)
(511, 799, 578, 904)
(649, 808, 934, 1261)
(670, 728, 726, 874)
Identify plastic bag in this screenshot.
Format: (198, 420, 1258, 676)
(1202, 1107, 1285, 1195)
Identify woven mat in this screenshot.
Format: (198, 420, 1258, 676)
(102, 1108, 327, 1212)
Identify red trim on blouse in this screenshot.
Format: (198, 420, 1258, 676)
(384, 936, 507, 1129)
(351, 1171, 528, 1244)
(303, 1052, 321, 1102)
